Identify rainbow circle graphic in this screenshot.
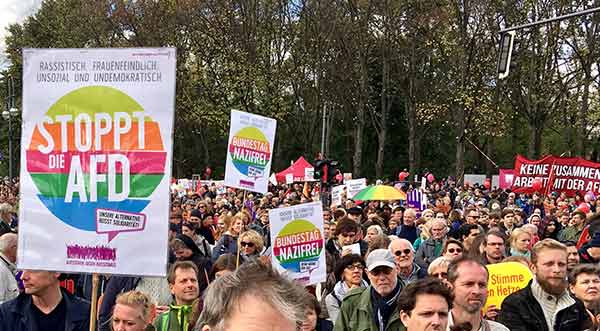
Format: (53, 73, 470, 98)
(26, 86, 166, 231)
(228, 127, 271, 177)
(272, 219, 323, 272)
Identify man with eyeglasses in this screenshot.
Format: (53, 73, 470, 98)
(389, 238, 426, 284)
(335, 249, 404, 331)
(483, 231, 506, 265)
(569, 264, 600, 316)
(464, 208, 486, 235)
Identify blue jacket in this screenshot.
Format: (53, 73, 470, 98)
(0, 288, 90, 331)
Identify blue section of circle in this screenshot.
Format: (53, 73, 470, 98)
(37, 195, 150, 231)
(280, 257, 321, 273)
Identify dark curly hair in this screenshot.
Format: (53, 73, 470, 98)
(333, 254, 365, 283)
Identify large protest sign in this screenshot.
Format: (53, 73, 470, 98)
(224, 110, 276, 193)
(331, 185, 346, 207)
(345, 178, 367, 199)
(270, 202, 326, 286)
(512, 154, 600, 196)
(485, 262, 532, 312)
(19, 48, 175, 276)
(407, 189, 427, 213)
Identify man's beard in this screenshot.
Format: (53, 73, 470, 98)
(537, 276, 568, 296)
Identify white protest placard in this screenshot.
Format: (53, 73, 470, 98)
(304, 167, 314, 181)
(270, 201, 326, 286)
(285, 173, 294, 184)
(331, 185, 346, 207)
(18, 48, 175, 276)
(346, 178, 367, 199)
(224, 110, 277, 194)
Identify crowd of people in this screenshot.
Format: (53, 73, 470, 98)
(1, 175, 600, 330)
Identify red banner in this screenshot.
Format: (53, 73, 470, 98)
(512, 155, 600, 196)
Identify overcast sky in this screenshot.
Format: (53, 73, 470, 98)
(0, 0, 42, 68)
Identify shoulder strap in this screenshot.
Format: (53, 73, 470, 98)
(331, 291, 342, 306)
(0, 254, 10, 268)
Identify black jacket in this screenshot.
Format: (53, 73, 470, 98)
(498, 281, 589, 331)
(0, 288, 90, 331)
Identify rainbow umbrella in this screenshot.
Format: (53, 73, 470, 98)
(352, 185, 407, 201)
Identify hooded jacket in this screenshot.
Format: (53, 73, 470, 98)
(175, 235, 211, 292)
(325, 279, 368, 323)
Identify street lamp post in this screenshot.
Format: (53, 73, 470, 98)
(3, 75, 19, 179)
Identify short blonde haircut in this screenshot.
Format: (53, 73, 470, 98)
(531, 238, 567, 265)
(367, 225, 384, 236)
(428, 256, 451, 275)
(238, 230, 264, 253)
(509, 227, 531, 248)
(115, 290, 154, 322)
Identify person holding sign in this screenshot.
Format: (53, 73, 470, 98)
(498, 239, 589, 331)
(112, 291, 155, 331)
(154, 261, 200, 331)
(445, 257, 508, 331)
(0, 270, 90, 331)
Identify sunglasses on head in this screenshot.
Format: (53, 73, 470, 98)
(394, 249, 412, 256)
(240, 241, 255, 248)
(447, 248, 462, 254)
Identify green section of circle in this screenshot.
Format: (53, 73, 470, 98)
(46, 85, 147, 119)
(277, 219, 316, 237)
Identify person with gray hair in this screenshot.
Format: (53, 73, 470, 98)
(0, 203, 14, 236)
(194, 261, 306, 331)
(415, 219, 447, 270)
(0, 233, 18, 303)
(389, 238, 426, 284)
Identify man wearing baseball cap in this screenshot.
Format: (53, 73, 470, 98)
(334, 249, 405, 331)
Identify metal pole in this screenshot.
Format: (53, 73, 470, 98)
(320, 104, 326, 155)
(499, 7, 600, 33)
(6, 75, 14, 179)
(7, 117, 12, 180)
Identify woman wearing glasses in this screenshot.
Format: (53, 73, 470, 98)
(324, 254, 368, 323)
(441, 239, 464, 262)
(237, 230, 265, 264)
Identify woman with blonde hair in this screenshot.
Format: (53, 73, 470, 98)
(238, 230, 265, 263)
(509, 227, 532, 259)
(112, 290, 155, 331)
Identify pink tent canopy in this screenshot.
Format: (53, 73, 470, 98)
(275, 156, 315, 184)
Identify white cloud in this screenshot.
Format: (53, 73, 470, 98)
(0, 0, 42, 68)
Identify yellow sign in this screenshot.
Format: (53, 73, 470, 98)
(485, 262, 533, 311)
